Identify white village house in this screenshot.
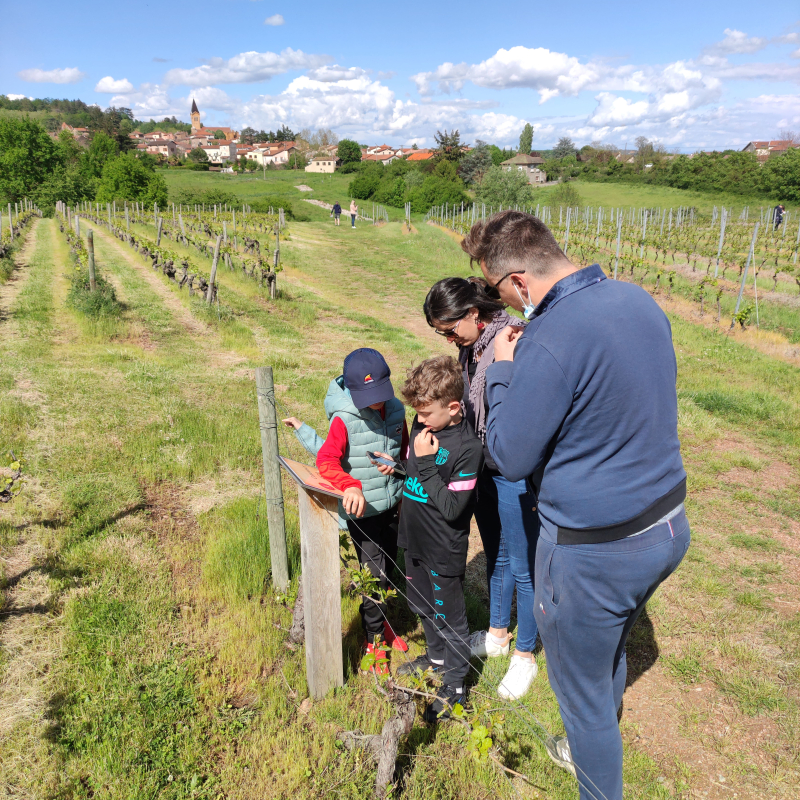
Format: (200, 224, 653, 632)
(305, 156, 341, 174)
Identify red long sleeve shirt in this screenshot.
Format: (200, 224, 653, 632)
(317, 410, 410, 492)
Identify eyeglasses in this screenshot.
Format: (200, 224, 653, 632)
(433, 318, 463, 337)
(491, 270, 525, 290)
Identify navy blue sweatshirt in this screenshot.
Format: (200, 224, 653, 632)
(485, 264, 686, 537)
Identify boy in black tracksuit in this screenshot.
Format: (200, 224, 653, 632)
(395, 356, 484, 722)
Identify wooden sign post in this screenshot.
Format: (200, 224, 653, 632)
(280, 457, 344, 699)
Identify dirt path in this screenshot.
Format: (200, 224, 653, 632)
(85, 222, 210, 338)
(0, 531, 56, 737)
(0, 218, 40, 322)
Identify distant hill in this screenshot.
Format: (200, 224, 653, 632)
(0, 95, 190, 135)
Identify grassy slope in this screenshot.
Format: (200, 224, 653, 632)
(160, 167, 799, 226)
(0, 214, 798, 799)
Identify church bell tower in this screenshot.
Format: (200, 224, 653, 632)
(190, 99, 201, 132)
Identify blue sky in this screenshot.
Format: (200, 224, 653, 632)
(2, 0, 799, 150)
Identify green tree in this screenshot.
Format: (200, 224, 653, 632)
(474, 166, 536, 207)
(459, 140, 492, 186)
(213, 129, 226, 140)
(337, 139, 362, 164)
(0, 116, 60, 202)
(187, 147, 209, 163)
(240, 127, 258, 145)
(96, 153, 168, 206)
(552, 137, 577, 160)
(489, 144, 516, 166)
(349, 165, 383, 199)
(433, 129, 464, 163)
(83, 131, 120, 179)
(761, 147, 800, 203)
(519, 123, 534, 155)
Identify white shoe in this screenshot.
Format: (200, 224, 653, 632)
(498, 655, 538, 699)
(545, 735, 576, 777)
(469, 630, 510, 658)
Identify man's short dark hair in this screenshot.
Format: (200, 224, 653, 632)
(461, 210, 568, 278)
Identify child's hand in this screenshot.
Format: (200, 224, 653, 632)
(282, 417, 303, 430)
(370, 451, 395, 475)
(414, 428, 439, 458)
(343, 487, 366, 517)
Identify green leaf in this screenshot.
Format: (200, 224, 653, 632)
(360, 653, 376, 671)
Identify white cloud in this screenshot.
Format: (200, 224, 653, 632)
(164, 48, 329, 85)
(305, 65, 368, 82)
(704, 28, 768, 55)
(412, 47, 605, 100)
(18, 66, 85, 84)
(264, 14, 284, 25)
(95, 76, 134, 93)
(6, 93, 32, 100)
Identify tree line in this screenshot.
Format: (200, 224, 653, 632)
(543, 135, 800, 203)
(0, 117, 167, 212)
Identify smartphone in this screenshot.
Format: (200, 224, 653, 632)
(367, 451, 406, 475)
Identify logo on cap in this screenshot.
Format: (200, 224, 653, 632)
(364, 374, 373, 383)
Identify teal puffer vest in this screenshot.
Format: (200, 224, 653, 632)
(294, 376, 405, 526)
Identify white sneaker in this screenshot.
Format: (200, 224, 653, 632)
(469, 630, 510, 658)
(497, 655, 538, 699)
(545, 735, 576, 777)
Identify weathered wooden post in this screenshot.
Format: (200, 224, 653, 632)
(614, 214, 622, 279)
(295, 484, 343, 698)
(255, 366, 289, 592)
(156, 217, 163, 246)
(125, 204, 130, 232)
(206, 235, 222, 303)
(87, 230, 97, 292)
(7, 204, 12, 242)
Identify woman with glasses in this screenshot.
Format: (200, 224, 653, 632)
(422, 277, 539, 699)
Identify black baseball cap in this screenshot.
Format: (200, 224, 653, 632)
(343, 348, 395, 409)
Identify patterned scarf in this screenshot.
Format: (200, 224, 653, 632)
(459, 309, 518, 441)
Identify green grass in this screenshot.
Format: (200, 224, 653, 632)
(550, 179, 799, 215)
(2, 211, 799, 799)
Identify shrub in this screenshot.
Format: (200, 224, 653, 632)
(338, 161, 363, 174)
(349, 169, 382, 199)
(407, 175, 469, 213)
(474, 166, 536, 207)
(67, 272, 123, 319)
(549, 181, 583, 207)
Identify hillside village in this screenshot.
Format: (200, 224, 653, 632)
(54, 99, 799, 186)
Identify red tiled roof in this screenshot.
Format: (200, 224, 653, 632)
(406, 151, 434, 161)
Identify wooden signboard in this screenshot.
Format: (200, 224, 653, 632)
(279, 456, 344, 698)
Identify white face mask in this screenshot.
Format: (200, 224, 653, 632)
(514, 281, 536, 319)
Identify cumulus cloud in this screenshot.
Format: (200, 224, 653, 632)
(164, 48, 329, 85)
(306, 65, 368, 82)
(6, 93, 32, 100)
(412, 47, 606, 100)
(704, 28, 768, 55)
(18, 66, 85, 84)
(95, 76, 134, 93)
(264, 14, 284, 25)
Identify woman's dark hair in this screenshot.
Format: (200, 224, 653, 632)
(423, 277, 505, 326)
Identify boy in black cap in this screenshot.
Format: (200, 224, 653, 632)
(283, 348, 409, 671)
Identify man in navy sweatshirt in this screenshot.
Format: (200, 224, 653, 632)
(461, 210, 690, 800)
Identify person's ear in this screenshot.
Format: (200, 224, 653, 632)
(448, 400, 461, 416)
(509, 273, 527, 292)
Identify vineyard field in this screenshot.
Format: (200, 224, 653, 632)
(1, 204, 799, 800)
